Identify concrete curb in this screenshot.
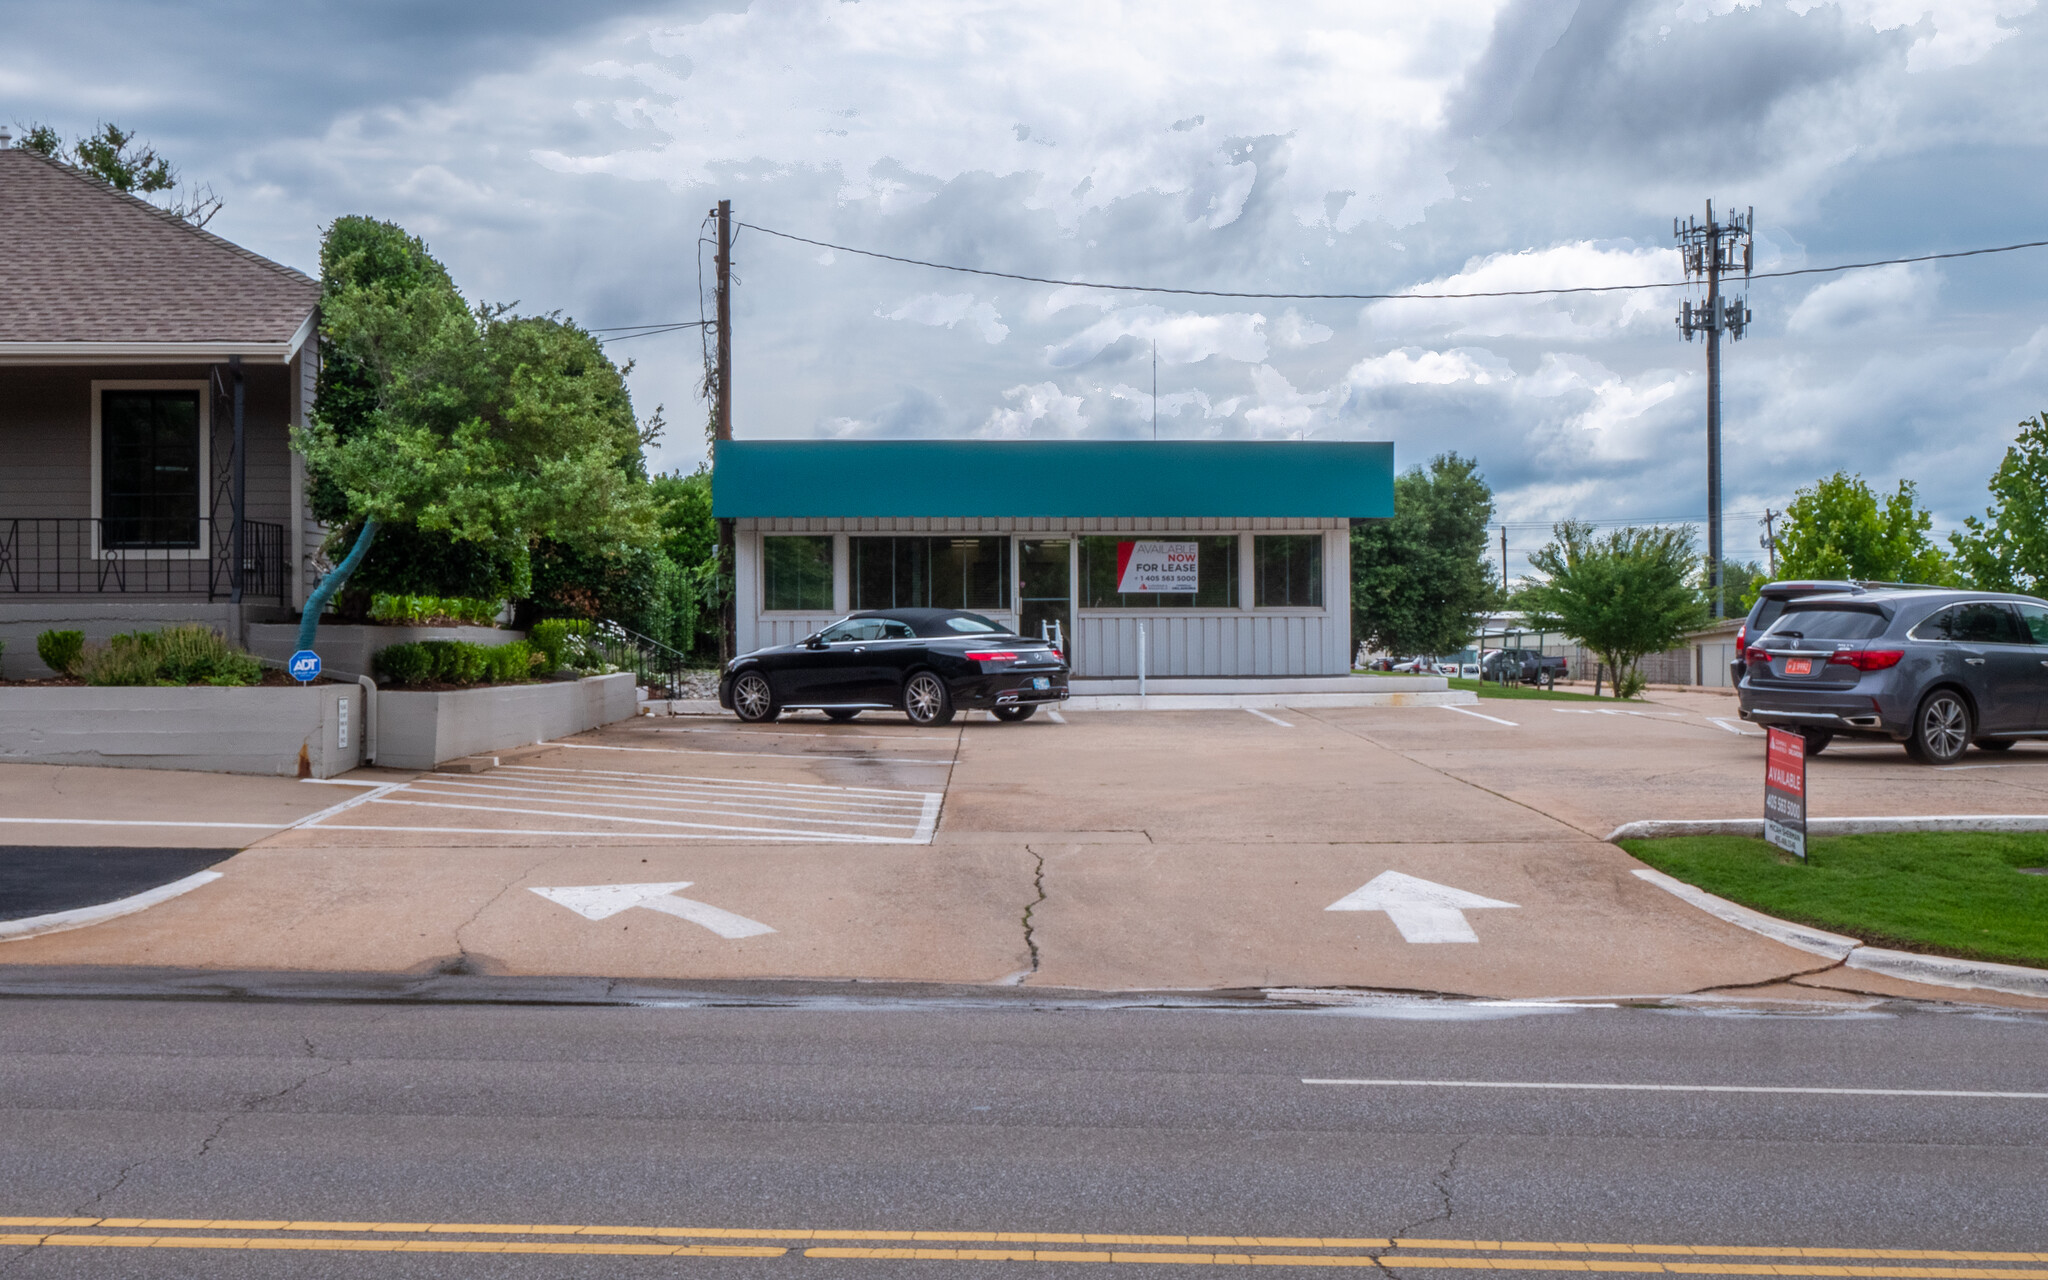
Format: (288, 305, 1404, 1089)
(1607, 815, 2048, 841)
(1626, 868, 2048, 1001)
(643, 692, 1481, 716)
(0, 870, 223, 943)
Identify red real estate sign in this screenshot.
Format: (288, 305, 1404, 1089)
(1764, 726, 1807, 860)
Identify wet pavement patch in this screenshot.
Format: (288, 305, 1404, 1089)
(0, 847, 237, 921)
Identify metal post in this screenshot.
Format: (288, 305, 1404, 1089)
(1137, 621, 1147, 698)
(230, 354, 245, 604)
(713, 199, 736, 663)
(1704, 201, 1722, 620)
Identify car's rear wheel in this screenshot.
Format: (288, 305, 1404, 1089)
(993, 704, 1037, 722)
(1977, 737, 2017, 752)
(730, 671, 779, 723)
(1801, 729, 1833, 756)
(902, 672, 955, 726)
(824, 709, 862, 722)
(1905, 688, 1971, 765)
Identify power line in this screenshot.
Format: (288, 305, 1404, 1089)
(737, 219, 2048, 302)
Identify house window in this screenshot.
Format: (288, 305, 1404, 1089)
(101, 389, 202, 549)
(762, 535, 835, 611)
(1254, 534, 1323, 607)
(851, 536, 1010, 611)
(1078, 535, 1237, 608)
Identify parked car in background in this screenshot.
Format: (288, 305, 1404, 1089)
(1435, 649, 1482, 679)
(1481, 648, 1567, 685)
(1737, 589, 2048, 764)
(720, 608, 1069, 727)
(1391, 656, 1433, 673)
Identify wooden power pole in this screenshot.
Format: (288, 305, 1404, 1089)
(714, 199, 736, 662)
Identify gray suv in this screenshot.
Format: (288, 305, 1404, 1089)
(1737, 589, 2048, 764)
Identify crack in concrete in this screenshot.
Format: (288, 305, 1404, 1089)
(448, 850, 556, 971)
(997, 847, 1049, 985)
(1688, 956, 1849, 996)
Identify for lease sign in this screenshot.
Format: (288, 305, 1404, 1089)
(1763, 726, 1807, 859)
(1116, 540, 1199, 593)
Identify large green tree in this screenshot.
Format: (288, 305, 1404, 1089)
(1351, 453, 1499, 658)
(294, 217, 654, 649)
(1950, 413, 2048, 594)
(1517, 522, 1709, 698)
(1774, 471, 1956, 585)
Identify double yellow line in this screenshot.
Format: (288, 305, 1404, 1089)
(3, 1218, 2043, 1272)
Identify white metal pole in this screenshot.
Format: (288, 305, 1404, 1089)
(1138, 621, 1147, 698)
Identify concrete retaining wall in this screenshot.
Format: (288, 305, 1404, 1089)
(0, 683, 363, 777)
(374, 672, 636, 770)
(246, 623, 524, 681)
(0, 601, 291, 679)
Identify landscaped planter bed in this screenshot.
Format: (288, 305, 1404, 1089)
(374, 672, 636, 770)
(245, 623, 525, 680)
(0, 683, 364, 778)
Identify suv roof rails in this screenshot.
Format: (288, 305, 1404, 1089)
(1849, 580, 1948, 591)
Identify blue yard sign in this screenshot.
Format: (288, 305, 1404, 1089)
(288, 650, 322, 683)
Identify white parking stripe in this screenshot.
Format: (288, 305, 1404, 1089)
(1246, 708, 1293, 728)
(550, 741, 953, 766)
(292, 765, 944, 844)
(1442, 705, 1518, 727)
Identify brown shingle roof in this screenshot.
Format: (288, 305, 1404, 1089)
(0, 146, 317, 345)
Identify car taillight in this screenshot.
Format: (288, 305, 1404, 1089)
(1830, 648, 1903, 671)
(966, 651, 1017, 662)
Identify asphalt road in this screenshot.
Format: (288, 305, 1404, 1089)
(4, 992, 2047, 1277)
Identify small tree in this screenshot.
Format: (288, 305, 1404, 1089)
(1351, 453, 1499, 658)
(17, 120, 221, 226)
(1776, 472, 1955, 585)
(293, 217, 653, 651)
(1951, 413, 2048, 594)
(1517, 522, 1709, 698)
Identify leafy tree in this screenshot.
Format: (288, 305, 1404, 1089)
(294, 216, 654, 649)
(1775, 472, 1956, 585)
(15, 120, 220, 226)
(1710, 557, 1766, 612)
(651, 464, 716, 570)
(1951, 413, 2048, 594)
(1517, 522, 1709, 699)
(1351, 453, 1499, 658)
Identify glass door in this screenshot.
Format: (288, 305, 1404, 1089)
(1016, 538, 1071, 654)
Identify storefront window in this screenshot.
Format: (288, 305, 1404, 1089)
(762, 535, 835, 611)
(1078, 535, 1237, 608)
(851, 536, 1010, 610)
(1253, 534, 1323, 607)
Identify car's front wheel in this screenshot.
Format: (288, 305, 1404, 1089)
(902, 672, 955, 726)
(993, 704, 1037, 722)
(1905, 688, 1971, 765)
(730, 671, 779, 723)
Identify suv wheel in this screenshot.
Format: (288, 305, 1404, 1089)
(1905, 689, 1971, 765)
(903, 671, 955, 726)
(730, 671, 779, 723)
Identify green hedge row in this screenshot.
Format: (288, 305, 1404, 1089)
(367, 593, 503, 627)
(373, 639, 538, 688)
(36, 625, 262, 687)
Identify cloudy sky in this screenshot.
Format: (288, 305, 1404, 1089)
(9, 0, 2047, 576)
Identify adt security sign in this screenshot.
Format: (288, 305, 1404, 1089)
(1763, 726, 1807, 859)
(288, 649, 322, 684)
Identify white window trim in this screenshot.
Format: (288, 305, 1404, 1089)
(90, 379, 211, 560)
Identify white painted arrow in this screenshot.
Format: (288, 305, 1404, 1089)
(529, 881, 775, 939)
(1325, 871, 1519, 944)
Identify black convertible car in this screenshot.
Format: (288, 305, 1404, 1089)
(717, 608, 1071, 726)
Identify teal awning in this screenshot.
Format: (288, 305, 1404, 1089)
(711, 441, 1393, 518)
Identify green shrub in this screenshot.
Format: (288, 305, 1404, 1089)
(529, 618, 590, 672)
(36, 629, 84, 676)
(373, 642, 434, 686)
(484, 640, 536, 683)
(75, 625, 260, 687)
(368, 593, 504, 627)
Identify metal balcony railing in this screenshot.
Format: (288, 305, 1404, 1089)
(0, 517, 291, 604)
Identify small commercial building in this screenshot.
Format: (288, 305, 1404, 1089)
(712, 440, 1395, 693)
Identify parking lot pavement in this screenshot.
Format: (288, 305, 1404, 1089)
(6, 701, 2048, 1004)
(0, 761, 369, 847)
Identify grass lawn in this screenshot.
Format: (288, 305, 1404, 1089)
(1621, 833, 2048, 968)
(1444, 677, 1614, 702)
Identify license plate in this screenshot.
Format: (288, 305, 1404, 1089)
(1784, 658, 1812, 675)
(1032, 677, 1050, 690)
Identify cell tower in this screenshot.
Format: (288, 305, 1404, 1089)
(1674, 200, 1754, 619)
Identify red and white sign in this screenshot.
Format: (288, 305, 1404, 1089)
(1115, 540, 1199, 594)
(1764, 726, 1807, 859)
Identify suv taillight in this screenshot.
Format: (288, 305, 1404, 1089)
(1830, 648, 1904, 671)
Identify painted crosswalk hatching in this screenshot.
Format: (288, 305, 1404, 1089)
(300, 764, 942, 844)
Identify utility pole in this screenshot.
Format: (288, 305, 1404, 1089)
(1152, 340, 1158, 441)
(713, 199, 736, 662)
(1499, 526, 1508, 595)
(1759, 508, 1779, 577)
(1674, 200, 1754, 619)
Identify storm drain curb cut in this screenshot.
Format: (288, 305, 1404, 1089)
(1627, 866, 2048, 1001)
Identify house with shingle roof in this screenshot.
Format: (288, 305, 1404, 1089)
(0, 143, 321, 675)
